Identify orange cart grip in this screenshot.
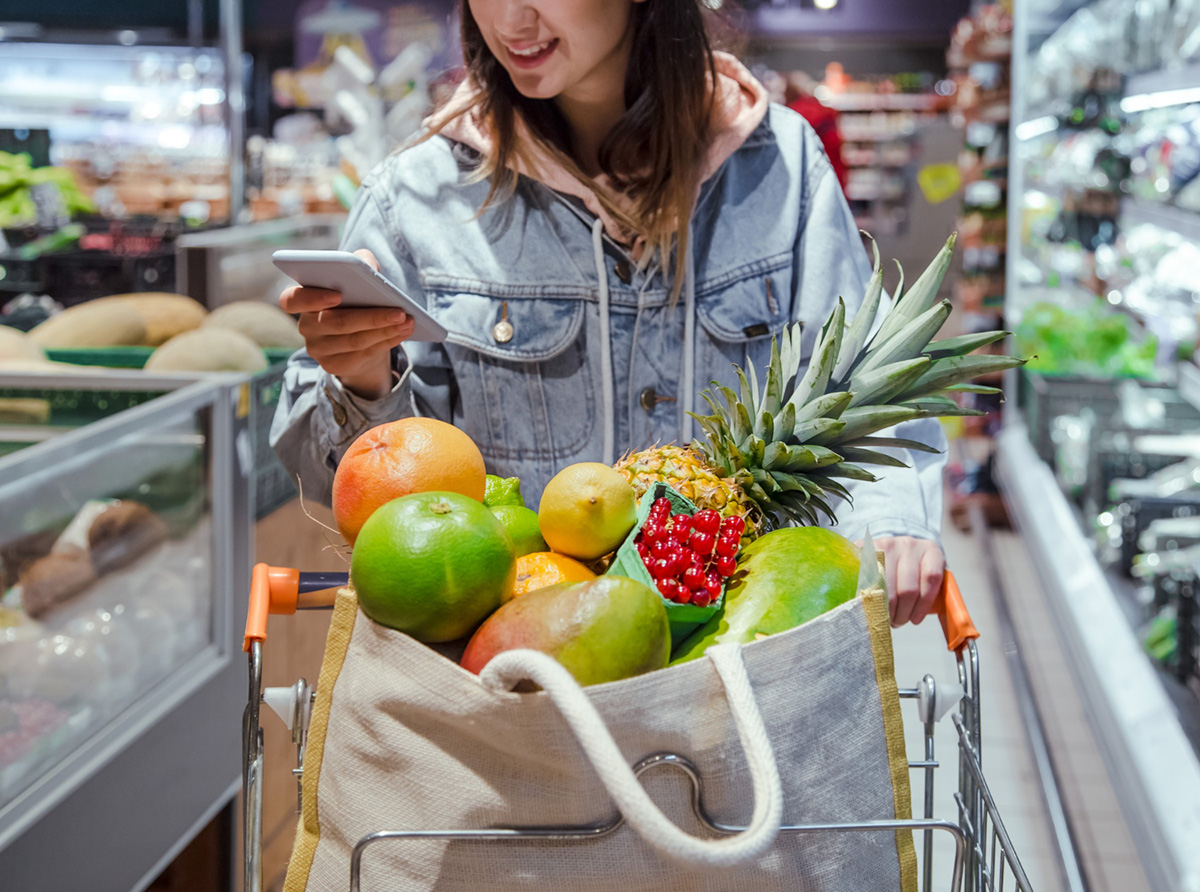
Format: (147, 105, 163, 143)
(933, 570, 979, 653)
(242, 564, 301, 652)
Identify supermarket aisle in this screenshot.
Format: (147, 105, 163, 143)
(890, 518, 1065, 892)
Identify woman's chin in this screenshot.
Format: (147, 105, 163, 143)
(507, 72, 565, 101)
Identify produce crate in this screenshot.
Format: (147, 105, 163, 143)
(0, 380, 173, 429)
(1017, 369, 1120, 463)
(45, 347, 295, 369)
(249, 364, 297, 519)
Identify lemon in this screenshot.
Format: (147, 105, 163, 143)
(538, 463, 637, 561)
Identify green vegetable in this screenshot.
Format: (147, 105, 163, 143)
(1015, 300, 1157, 380)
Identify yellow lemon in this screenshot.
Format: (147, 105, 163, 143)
(538, 463, 637, 561)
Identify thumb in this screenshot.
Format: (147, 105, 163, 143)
(354, 248, 380, 271)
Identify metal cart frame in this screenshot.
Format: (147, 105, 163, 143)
(242, 566, 1033, 892)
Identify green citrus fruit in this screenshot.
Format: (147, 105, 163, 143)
(484, 474, 525, 508)
(351, 491, 516, 642)
(490, 505, 548, 556)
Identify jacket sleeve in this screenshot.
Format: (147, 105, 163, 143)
(269, 177, 458, 505)
(793, 147, 947, 545)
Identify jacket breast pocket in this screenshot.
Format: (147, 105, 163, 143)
(694, 263, 806, 398)
(425, 287, 596, 463)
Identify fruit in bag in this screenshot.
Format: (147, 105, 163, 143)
(671, 527, 860, 663)
(490, 505, 549, 557)
(512, 552, 595, 596)
(461, 576, 669, 686)
(538, 463, 637, 561)
(483, 475, 526, 508)
(351, 492, 515, 642)
(333, 418, 486, 545)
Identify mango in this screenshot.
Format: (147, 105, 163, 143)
(671, 527, 861, 663)
(461, 576, 669, 686)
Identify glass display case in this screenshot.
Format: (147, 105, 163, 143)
(0, 43, 230, 221)
(0, 378, 250, 892)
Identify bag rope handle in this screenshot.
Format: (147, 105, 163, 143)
(480, 643, 783, 869)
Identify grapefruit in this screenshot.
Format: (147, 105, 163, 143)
(538, 463, 637, 561)
(672, 527, 861, 663)
(461, 576, 669, 686)
(513, 552, 596, 596)
(332, 418, 486, 545)
(350, 491, 515, 642)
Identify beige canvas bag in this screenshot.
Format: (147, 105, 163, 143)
(285, 587, 916, 892)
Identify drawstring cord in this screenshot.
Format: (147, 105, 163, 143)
(681, 227, 696, 447)
(592, 219, 616, 466)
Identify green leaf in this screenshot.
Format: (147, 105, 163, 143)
(763, 440, 791, 471)
(784, 445, 843, 471)
(922, 330, 1010, 359)
(762, 335, 785, 418)
(795, 390, 853, 423)
(776, 402, 797, 441)
(822, 462, 878, 482)
(836, 446, 913, 469)
(834, 236, 885, 385)
(844, 436, 942, 454)
(854, 300, 952, 376)
(847, 357, 932, 408)
(735, 366, 757, 419)
(870, 234, 956, 347)
(896, 354, 1025, 402)
(786, 299, 843, 410)
(813, 406, 922, 443)
(770, 471, 811, 496)
(792, 417, 846, 443)
(901, 396, 987, 418)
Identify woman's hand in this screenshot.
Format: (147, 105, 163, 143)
(874, 536, 945, 628)
(279, 248, 416, 400)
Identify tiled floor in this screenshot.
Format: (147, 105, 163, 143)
(888, 515, 1155, 891)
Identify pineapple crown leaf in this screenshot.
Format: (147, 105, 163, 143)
(894, 354, 1025, 403)
(849, 300, 952, 381)
(846, 357, 932, 409)
(922, 330, 1011, 359)
(847, 435, 943, 455)
(837, 446, 913, 469)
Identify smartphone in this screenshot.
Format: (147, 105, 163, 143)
(272, 249, 447, 343)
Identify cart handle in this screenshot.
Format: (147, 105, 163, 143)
(933, 570, 978, 653)
(243, 564, 347, 652)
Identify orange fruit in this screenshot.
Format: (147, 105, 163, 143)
(333, 418, 486, 545)
(350, 491, 516, 642)
(513, 552, 596, 596)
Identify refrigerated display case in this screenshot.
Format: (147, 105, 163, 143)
(1003, 1, 1200, 887)
(0, 377, 252, 892)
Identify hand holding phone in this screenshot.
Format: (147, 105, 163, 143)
(277, 249, 420, 400)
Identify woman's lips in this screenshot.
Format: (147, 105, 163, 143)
(505, 39, 559, 69)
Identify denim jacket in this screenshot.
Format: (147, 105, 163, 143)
(271, 105, 946, 544)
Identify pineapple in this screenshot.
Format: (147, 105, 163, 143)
(615, 234, 1023, 533)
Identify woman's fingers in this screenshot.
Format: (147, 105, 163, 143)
(910, 547, 946, 626)
(307, 322, 413, 359)
(281, 284, 343, 314)
(298, 306, 409, 338)
(889, 542, 922, 627)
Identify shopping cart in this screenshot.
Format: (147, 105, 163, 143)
(241, 566, 1034, 892)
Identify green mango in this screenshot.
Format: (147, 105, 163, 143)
(671, 527, 861, 663)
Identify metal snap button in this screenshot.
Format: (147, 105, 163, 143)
(640, 387, 677, 413)
(493, 300, 513, 343)
(615, 259, 633, 284)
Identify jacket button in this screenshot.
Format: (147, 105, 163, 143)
(640, 387, 677, 413)
(492, 320, 513, 343)
(615, 259, 633, 284)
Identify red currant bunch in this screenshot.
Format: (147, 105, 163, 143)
(633, 498, 744, 607)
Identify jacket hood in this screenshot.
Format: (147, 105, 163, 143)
(430, 52, 769, 246)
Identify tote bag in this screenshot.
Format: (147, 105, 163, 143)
(284, 587, 917, 892)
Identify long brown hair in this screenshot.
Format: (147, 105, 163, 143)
(425, 0, 718, 295)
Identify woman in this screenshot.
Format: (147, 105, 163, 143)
(272, 0, 947, 626)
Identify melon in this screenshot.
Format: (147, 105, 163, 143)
(0, 326, 44, 363)
(107, 293, 208, 345)
(203, 301, 303, 349)
(29, 301, 147, 349)
(145, 328, 268, 373)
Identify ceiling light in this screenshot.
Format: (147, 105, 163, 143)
(814, 0, 839, 8)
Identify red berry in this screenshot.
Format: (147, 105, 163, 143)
(721, 516, 746, 537)
(642, 522, 665, 543)
(656, 577, 679, 600)
(690, 531, 716, 555)
(704, 573, 723, 598)
(671, 517, 692, 543)
(651, 557, 674, 578)
(715, 554, 737, 577)
(691, 591, 712, 608)
(692, 509, 721, 535)
(715, 536, 738, 558)
(652, 497, 671, 514)
(636, 541, 650, 561)
(674, 585, 693, 605)
(682, 565, 706, 589)
(668, 547, 689, 575)
(650, 539, 674, 561)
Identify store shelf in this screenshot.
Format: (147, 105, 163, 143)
(995, 423, 1200, 890)
(1124, 62, 1200, 105)
(841, 130, 913, 143)
(1121, 197, 1200, 244)
(820, 93, 937, 111)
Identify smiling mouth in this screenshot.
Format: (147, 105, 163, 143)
(505, 39, 559, 68)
